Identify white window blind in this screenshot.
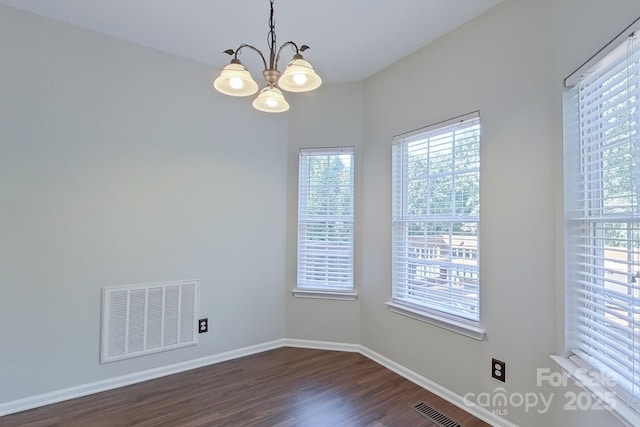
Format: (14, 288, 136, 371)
(297, 147, 354, 291)
(392, 112, 480, 324)
(565, 30, 640, 410)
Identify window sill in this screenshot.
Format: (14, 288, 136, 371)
(551, 355, 640, 427)
(292, 289, 358, 301)
(385, 301, 485, 341)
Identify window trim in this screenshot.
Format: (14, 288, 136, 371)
(295, 146, 355, 298)
(562, 20, 640, 423)
(292, 289, 358, 301)
(386, 301, 485, 340)
(551, 356, 640, 427)
(390, 111, 481, 329)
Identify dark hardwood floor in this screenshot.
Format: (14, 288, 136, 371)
(0, 347, 490, 426)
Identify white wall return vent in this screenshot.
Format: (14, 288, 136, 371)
(101, 280, 199, 363)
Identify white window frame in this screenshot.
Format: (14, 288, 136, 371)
(293, 147, 356, 301)
(389, 112, 484, 340)
(561, 17, 640, 426)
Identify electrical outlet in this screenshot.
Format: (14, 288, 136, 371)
(198, 318, 208, 334)
(492, 358, 506, 382)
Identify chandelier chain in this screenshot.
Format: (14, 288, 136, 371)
(267, 0, 277, 68)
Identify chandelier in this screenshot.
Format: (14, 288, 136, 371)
(213, 0, 322, 113)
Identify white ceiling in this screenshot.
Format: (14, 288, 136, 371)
(0, 0, 502, 83)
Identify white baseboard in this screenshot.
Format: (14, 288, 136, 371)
(285, 339, 517, 427)
(0, 338, 516, 427)
(358, 346, 518, 427)
(282, 338, 361, 353)
(0, 339, 286, 417)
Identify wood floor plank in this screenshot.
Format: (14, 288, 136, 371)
(0, 347, 490, 426)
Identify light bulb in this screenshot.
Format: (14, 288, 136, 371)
(293, 73, 307, 86)
(229, 77, 244, 89)
(266, 98, 278, 108)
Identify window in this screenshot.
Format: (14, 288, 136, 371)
(564, 25, 640, 420)
(390, 112, 481, 335)
(295, 147, 355, 299)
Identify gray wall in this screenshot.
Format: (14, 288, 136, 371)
(354, 0, 640, 426)
(4, 1, 640, 426)
(361, 1, 556, 425)
(285, 82, 363, 343)
(0, 5, 287, 402)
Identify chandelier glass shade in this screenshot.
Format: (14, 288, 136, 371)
(252, 86, 290, 113)
(213, 59, 259, 97)
(213, 0, 322, 113)
(278, 55, 322, 92)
